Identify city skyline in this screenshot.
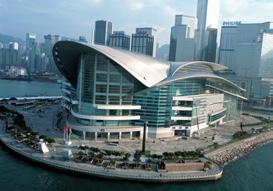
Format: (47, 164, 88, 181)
(1, 0, 273, 45)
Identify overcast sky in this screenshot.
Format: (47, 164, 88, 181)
(0, 0, 273, 45)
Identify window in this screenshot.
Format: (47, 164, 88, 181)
(97, 55, 108, 71)
(109, 85, 120, 94)
(109, 96, 120, 104)
(96, 84, 107, 93)
(122, 110, 130, 115)
(109, 74, 121, 83)
(96, 95, 106, 104)
(109, 110, 118, 115)
(122, 73, 133, 84)
(96, 73, 107, 82)
(122, 96, 132, 104)
(109, 62, 120, 72)
(122, 86, 133, 94)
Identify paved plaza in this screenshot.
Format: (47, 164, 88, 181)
(4, 103, 264, 155)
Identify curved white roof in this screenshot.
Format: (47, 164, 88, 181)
(169, 61, 227, 77)
(156, 72, 245, 92)
(53, 41, 169, 87)
(53, 41, 243, 94)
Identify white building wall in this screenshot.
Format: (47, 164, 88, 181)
(205, 94, 224, 115)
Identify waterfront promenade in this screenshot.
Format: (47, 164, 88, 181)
(0, 130, 222, 182)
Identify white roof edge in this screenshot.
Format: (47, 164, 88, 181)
(169, 61, 227, 77)
(156, 73, 246, 92)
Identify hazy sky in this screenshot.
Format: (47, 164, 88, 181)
(0, 0, 273, 45)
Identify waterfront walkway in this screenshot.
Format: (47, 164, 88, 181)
(0, 130, 222, 183)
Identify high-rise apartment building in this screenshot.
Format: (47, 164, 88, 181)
(169, 15, 197, 61)
(42, 34, 60, 73)
(94, 20, 113, 45)
(108, 31, 130, 50)
(0, 42, 21, 69)
(219, 21, 273, 78)
(195, 0, 220, 62)
(131, 27, 157, 57)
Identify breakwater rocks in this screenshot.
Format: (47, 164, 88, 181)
(205, 131, 273, 166)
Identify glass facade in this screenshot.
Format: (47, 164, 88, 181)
(76, 52, 144, 126)
(208, 110, 226, 123)
(133, 79, 206, 128)
(54, 40, 246, 139)
(133, 78, 240, 128)
(74, 51, 241, 129)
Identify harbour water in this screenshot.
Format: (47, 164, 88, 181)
(0, 79, 273, 191)
(0, 79, 61, 98)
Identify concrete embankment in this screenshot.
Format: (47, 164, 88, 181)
(0, 131, 223, 183)
(205, 131, 273, 166)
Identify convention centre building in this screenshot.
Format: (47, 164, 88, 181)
(53, 41, 246, 141)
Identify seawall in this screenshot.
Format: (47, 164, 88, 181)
(205, 130, 273, 166)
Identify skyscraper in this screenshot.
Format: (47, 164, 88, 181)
(25, 33, 37, 73)
(169, 15, 197, 61)
(94, 20, 112, 45)
(42, 34, 60, 73)
(219, 21, 273, 78)
(108, 31, 130, 50)
(131, 27, 157, 57)
(43, 34, 60, 57)
(195, 0, 220, 62)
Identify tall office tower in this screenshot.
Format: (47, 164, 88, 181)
(25, 33, 37, 73)
(195, 0, 220, 62)
(108, 31, 130, 50)
(131, 27, 157, 57)
(169, 15, 197, 61)
(94, 20, 113, 45)
(219, 21, 273, 78)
